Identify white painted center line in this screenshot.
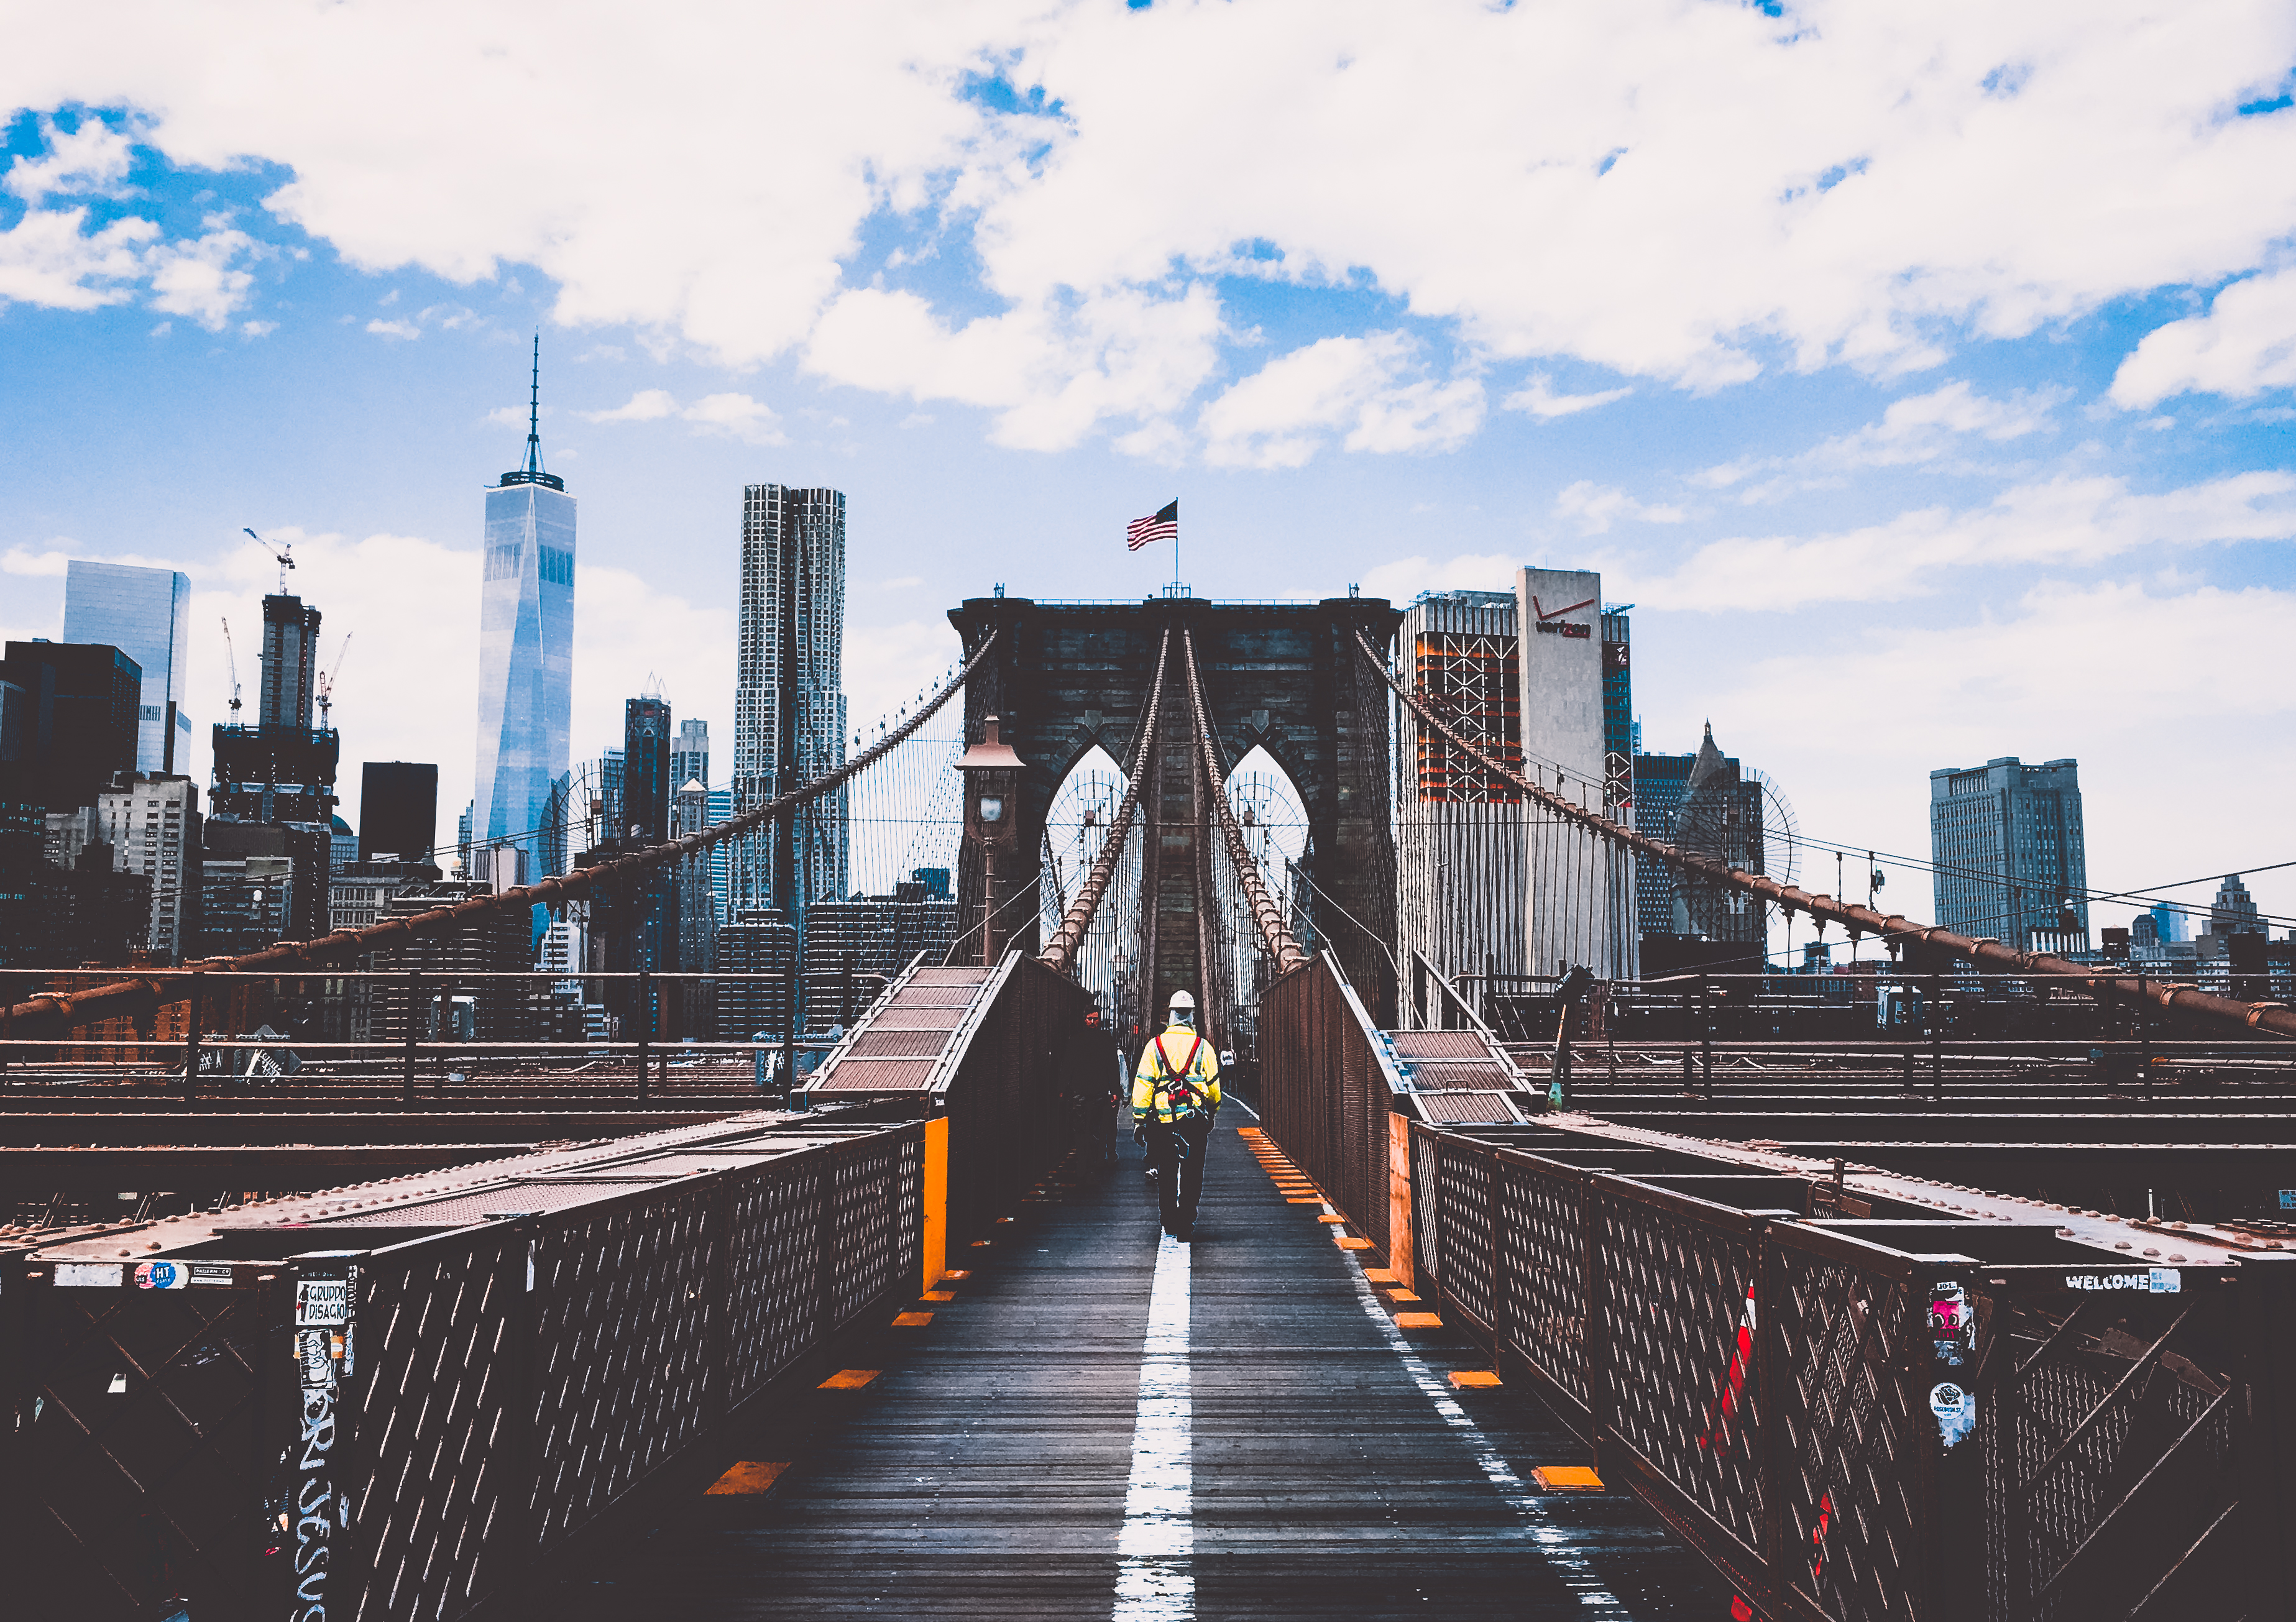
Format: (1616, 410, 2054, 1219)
(1113, 1231, 1193, 1621)
(1338, 1214, 1629, 1616)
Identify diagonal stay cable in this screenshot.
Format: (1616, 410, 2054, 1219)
(8, 628, 1002, 1037)
(1182, 626, 1308, 974)
(1355, 628, 2296, 1044)
(1040, 626, 1171, 974)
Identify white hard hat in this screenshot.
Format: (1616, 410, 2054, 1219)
(1169, 989, 1196, 1010)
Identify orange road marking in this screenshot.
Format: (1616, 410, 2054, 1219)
(819, 1370, 880, 1389)
(1336, 1237, 1373, 1250)
(1287, 1198, 1325, 1205)
(1533, 1466, 1605, 1491)
(939, 1270, 971, 1282)
(705, 1460, 791, 1495)
(921, 1291, 955, 1302)
(893, 1311, 934, 1327)
(1449, 1371, 1502, 1389)
(1387, 1290, 1421, 1303)
(1318, 1215, 1348, 1224)
(1393, 1312, 1443, 1328)
(1362, 1269, 1398, 1284)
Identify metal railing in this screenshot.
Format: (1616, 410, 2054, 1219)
(1404, 1121, 2296, 1622)
(6, 1117, 927, 1622)
(1256, 950, 1406, 1255)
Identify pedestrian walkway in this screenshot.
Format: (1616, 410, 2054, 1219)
(535, 1116, 1730, 1619)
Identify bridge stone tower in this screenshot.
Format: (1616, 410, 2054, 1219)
(948, 593, 1406, 1027)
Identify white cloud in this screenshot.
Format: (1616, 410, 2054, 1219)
(144, 226, 257, 328)
(806, 283, 1223, 451)
(1554, 480, 1687, 535)
(365, 317, 419, 339)
(3, 541, 185, 576)
(240, 318, 275, 336)
(9, 4, 2296, 452)
(680, 391, 784, 444)
(1200, 332, 1482, 469)
(2, 117, 134, 204)
(1502, 373, 1633, 419)
(482, 405, 525, 428)
(0, 119, 264, 325)
(571, 387, 786, 442)
(577, 388, 677, 423)
(2111, 267, 2296, 406)
(0, 204, 157, 311)
(1619, 470, 2296, 611)
(1696, 380, 2069, 499)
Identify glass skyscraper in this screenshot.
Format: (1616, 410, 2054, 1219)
(474, 341, 575, 876)
(62, 560, 192, 774)
(1929, 756, 2088, 950)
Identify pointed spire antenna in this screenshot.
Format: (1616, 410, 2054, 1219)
(524, 332, 545, 477)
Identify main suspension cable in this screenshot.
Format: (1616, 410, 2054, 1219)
(1183, 626, 1308, 974)
(1039, 626, 1171, 974)
(8, 628, 1003, 1037)
(1356, 628, 2296, 1043)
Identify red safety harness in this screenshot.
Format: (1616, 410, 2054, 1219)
(1152, 1032, 1209, 1119)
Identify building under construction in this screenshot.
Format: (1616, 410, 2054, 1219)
(1392, 590, 1529, 990)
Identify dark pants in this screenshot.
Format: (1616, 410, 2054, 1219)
(1146, 1117, 1212, 1233)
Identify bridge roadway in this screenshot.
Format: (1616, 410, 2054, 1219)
(531, 1109, 1727, 1620)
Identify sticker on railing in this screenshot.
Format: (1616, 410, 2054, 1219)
(134, 1260, 186, 1290)
(296, 1278, 350, 1326)
(2064, 1270, 2179, 1293)
(1928, 1381, 1975, 1449)
(1697, 1283, 1757, 1451)
(55, 1262, 123, 1288)
(1929, 1280, 1970, 1368)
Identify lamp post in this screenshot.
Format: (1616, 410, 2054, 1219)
(959, 713, 1025, 963)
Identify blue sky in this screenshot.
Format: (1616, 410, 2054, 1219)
(3, 0, 2293, 940)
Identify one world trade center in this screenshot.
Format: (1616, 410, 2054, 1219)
(474, 337, 575, 881)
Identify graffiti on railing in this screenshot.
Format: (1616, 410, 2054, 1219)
(286, 1266, 356, 1620)
(1697, 1281, 1758, 1451)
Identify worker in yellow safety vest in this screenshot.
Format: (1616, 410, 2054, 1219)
(1132, 989, 1222, 1240)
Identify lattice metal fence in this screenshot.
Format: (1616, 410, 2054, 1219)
(1405, 1120, 2296, 1622)
(7, 1122, 926, 1622)
(937, 954, 1112, 1244)
(1257, 950, 1396, 1253)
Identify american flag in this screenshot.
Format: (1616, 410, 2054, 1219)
(1126, 499, 1178, 551)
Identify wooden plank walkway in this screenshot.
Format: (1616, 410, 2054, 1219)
(532, 1110, 1730, 1620)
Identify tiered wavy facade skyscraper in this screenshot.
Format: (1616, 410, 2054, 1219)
(730, 485, 847, 925)
(473, 339, 575, 876)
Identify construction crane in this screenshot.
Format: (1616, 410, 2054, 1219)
(244, 526, 294, 593)
(220, 617, 243, 723)
(316, 631, 353, 731)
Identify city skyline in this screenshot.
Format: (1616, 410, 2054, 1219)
(2, 7, 2290, 942)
